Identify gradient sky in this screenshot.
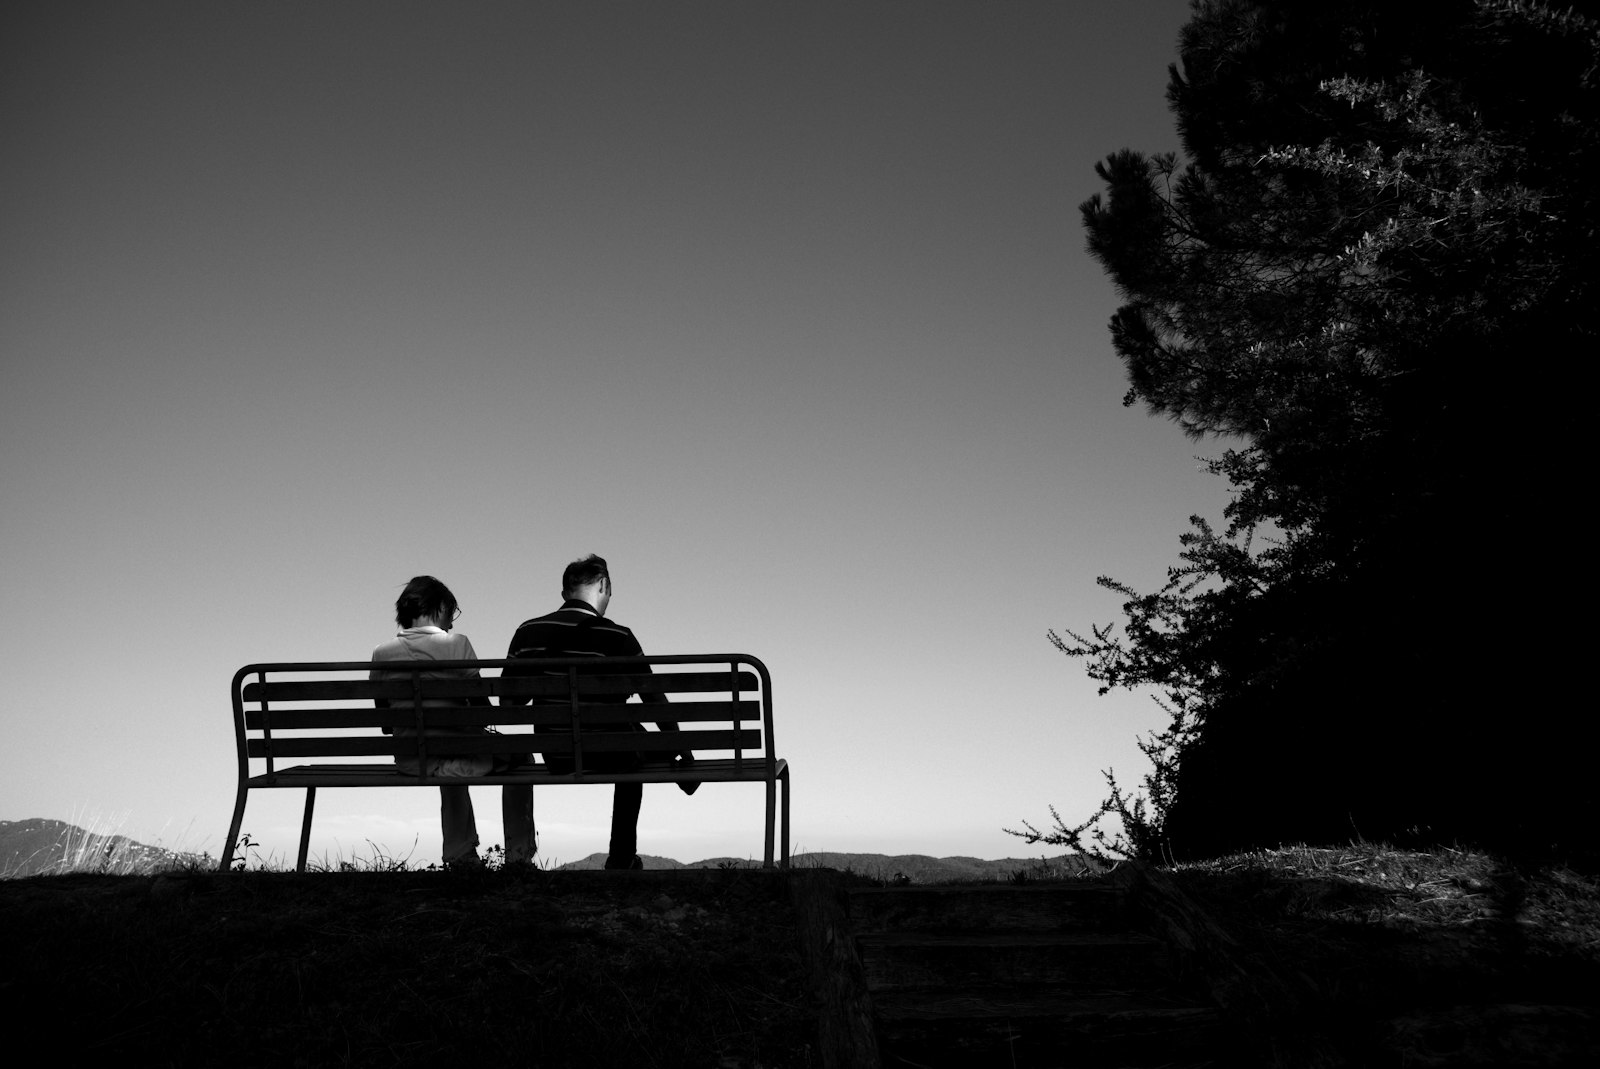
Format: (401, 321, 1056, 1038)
(1, 1, 1229, 868)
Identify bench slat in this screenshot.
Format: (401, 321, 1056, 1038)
(242, 671, 759, 703)
(244, 699, 760, 731)
(248, 728, 761, 759)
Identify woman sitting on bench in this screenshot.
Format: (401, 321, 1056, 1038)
(370, 575, 536, 867)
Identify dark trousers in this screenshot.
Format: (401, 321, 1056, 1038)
(609, 782, 643, 859)
(541, 731, 644, 861)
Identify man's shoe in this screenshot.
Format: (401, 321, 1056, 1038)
(674, 753, 701, 795)
(603, 854, 644, 870)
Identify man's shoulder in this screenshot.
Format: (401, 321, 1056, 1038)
(506, 606, 590, 657)
(506, 607, 642, 658)
(509, 614, 637, 636)
(511, 606, 584, 632)
(588, 617, 643, 658)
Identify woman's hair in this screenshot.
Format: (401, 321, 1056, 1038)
(395, 575, 458, 628)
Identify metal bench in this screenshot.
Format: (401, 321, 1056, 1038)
(223, 654, 789, 871)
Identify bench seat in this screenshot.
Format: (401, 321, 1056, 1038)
(250, 756, 787, 789)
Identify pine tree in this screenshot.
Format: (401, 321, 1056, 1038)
(1040, 0, 1598, 861)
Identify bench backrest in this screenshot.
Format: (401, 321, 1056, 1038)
(230, 654, 775, 779)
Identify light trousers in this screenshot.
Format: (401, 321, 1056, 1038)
(439, 785, 536, 863)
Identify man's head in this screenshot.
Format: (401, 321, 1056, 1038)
(395, 575, 459, 629)
(562, 554, 611, 615)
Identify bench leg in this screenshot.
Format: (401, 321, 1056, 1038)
(761, 767, 792, 870)
(764, 776, 775, 869)
(220, 783, 249, 873)
(780, 765, 791, 870)
(296, 787, 317, 873)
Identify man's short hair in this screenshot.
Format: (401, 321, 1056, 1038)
(562, 554, 609, 597)
(395, 575, 457, 628)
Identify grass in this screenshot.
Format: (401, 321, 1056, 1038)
(1131, 841, 1600, 1067)
(3, 835, 1596, 1066)
(1, 863, 819, 1067)
(0, 812, 211, 879)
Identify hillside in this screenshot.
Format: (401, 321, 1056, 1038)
(557, 850, 1104, 882)
(0, 865, 817, 1066)
(0, 817, 189, 878)
(2, 816, 1098, 882)
(1, 843, 1596, 1066)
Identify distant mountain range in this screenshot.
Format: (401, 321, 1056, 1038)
(0, 818, 190, 878)
(556, 851, 1105, 881)
(2, 818, 1102, 882)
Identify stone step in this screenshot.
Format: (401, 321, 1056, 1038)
(801, 875, 1224, 1067)
(872, 985, 1221, 1068)
(847, 883, 1125, 934)
(856, 930, 1172, 991)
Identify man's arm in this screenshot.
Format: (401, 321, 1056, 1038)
(641, 690, 678, 733)
(639, 689, 694, 763)
(642, 692, 696, 788)
(498, 625, 531, 707)
(610, 625, 691, 761)
(622, 632, 677, 732)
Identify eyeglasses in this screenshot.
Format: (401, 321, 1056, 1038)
(450, 606, 463, 622)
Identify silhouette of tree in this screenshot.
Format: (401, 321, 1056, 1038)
(1035, 0, 1598, 862)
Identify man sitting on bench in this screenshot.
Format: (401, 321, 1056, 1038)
(501, 555, 689, 870)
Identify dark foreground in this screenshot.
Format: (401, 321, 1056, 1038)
(4, 848, 1599, 1067)
(0, 866, 818, 1067)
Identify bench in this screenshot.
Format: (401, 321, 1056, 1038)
(223, 654, 789, 871)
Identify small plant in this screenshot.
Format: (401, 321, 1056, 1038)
(306, 838, 418, 874)
(1005, 690, 1192, 865)
(231, 833, 258, 872)
(362, 839, 415, 872)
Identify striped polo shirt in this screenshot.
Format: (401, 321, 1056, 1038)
(502, 599, 648, 720)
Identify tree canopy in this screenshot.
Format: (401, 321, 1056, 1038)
(1047, 0, 1597, 862)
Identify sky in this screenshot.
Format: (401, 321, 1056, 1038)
(0, 0, 1229, 869)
